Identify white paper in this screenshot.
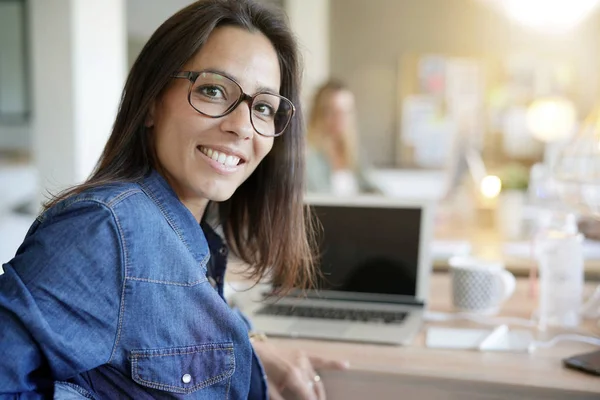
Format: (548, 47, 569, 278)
(426, 326, 534, 352)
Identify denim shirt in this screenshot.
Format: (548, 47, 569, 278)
(0, 171, 267, 399)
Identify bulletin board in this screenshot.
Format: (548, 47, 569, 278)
(396, 53, 578, 169)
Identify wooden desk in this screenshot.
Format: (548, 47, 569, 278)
(233, 274, 600, 399)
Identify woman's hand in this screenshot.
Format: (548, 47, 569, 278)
(252, 339, 349, 400)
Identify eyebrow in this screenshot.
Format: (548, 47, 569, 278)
(204, 68, 279, 95)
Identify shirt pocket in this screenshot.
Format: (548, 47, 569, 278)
(129, 342, 235, 395)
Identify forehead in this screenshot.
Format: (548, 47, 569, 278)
(185, 26, 281, 94)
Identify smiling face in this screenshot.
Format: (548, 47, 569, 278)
(148, 26, 281, 220)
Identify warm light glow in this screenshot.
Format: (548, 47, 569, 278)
(481, 175, 502, 198)
(526, 97, 576, 143)
(500, 0, 599, 32)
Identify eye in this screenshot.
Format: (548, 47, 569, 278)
(253, 102, 276, 118)
(198, 85, 226, 100)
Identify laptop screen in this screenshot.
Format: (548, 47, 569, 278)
(311, 204, 421, 297)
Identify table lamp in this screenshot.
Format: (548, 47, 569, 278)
(482, 0, 600, 33)
(526, 97, 577, 143)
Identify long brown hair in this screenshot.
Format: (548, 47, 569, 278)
(44, 0, 316, 292)
(307, 79, 358, 170)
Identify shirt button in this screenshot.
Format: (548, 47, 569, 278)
(182, 374, 192, 384)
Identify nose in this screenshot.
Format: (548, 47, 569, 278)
(219, 101, 255, 140)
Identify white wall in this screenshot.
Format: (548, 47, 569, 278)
(30, 0, 126, 202)
(284, 0, 330, 110)
(72, 0, 127, 181)
(29, 0, 75, 191)
(127, 0, 195, 38)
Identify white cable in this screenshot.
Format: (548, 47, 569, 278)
(528, 334, 600, 353)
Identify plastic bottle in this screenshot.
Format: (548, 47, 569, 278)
(535, 212, 584, 330)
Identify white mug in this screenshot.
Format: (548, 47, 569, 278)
(449, 256, 516, 314)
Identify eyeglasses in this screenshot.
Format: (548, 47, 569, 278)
(172, 70, 295, 137)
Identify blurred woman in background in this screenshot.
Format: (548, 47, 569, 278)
(306, 80, 380, 195)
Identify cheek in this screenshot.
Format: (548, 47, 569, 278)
(151, 125, 195, 175)
(253, 137, 274, 164)
(153, 126, 179, 161)
(155, 115, 203, 151)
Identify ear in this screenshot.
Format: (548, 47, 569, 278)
(145, 101, 156, 127)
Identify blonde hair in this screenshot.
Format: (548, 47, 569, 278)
(307, 79, 358, 169)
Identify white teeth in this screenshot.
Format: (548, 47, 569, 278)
(225, 155, 239, 167)
(199, 146, 241, 167)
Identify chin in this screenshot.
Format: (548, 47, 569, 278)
(200, 185, 238, 203)
(208, 192, 235, 202)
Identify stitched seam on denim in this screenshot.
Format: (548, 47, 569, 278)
(106, 188, 143, 207)
(199, 252, 210, 269)
(54, 381, 96, 399)
(225, 375, 230, 400)
(131, 348, 235, 393)
(130, 347, 233, 358)
(54, 196, 114, 209)
(126, 276, 208, 286)
(226, 347, 235, 400)
(107, 205, 128, 364)
(36, 188, 139, 223)
(129, 342, 233, 356)
(138, 182, 191, 252)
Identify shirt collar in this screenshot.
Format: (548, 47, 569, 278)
(138, 170, 210, 265)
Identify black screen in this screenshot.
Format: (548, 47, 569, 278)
(311, 204, 421, 297)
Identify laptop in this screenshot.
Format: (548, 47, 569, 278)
(244, 195, 435, 345)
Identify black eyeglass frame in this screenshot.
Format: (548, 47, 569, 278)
(172, 70, 295, 137)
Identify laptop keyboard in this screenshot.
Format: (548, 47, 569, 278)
(256, 304, 408, 324)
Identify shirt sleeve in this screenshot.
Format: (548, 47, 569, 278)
(0, 200, 124, 397)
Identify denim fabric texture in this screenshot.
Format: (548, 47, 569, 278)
(0, 170, 266, 399)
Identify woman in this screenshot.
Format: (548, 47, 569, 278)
(0, 1, 346, 399)
(306, 80, 379, 195)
